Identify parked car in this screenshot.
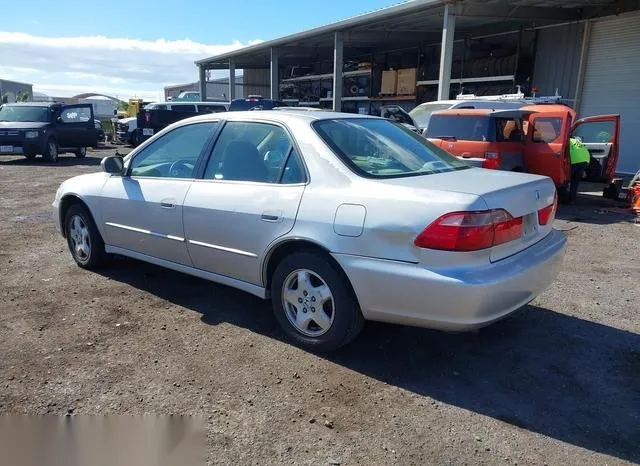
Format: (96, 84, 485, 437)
(53, 111, 566, 351)
(116, 101, 228, 146)
(407, 89, 564, 134)
(426, 106, 620, 189)
(137, 101, 228, 143)
(228, 96, 286, 111)
(0, 102, 97, 162)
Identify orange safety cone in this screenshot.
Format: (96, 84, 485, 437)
(630, 185, 640, 215)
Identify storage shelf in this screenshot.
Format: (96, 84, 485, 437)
(370, 95, 417, 101)
(417, 75, 515, 86)
(281, 69, 372, 83)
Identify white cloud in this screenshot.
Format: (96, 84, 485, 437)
(0, 32, 262, 101)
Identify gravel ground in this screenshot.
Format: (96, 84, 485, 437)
(0, 149, 638, 465)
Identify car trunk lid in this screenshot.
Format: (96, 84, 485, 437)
(379, 168, 557, 262)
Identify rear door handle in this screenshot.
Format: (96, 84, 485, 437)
(261, 210, 283, 222)
(160, 199, 176, 209)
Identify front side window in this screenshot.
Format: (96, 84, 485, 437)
(314, 118, 469, 178)
(531, 117, 562, 143)
(426, 115, 491, 142)
(0, 105, 50, 123)
(204, 121, 299, 183)
(129, 122, 217, 178)
(572, 120, 614, 143)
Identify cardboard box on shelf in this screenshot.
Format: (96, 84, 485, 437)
(397, 68, 417, 95)
(381, 70, 397, 95)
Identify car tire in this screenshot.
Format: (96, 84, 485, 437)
(271, 252, 364, 352)
(75, 147, 87, 158)
(64, 204, 106, 269)
(131, 130, 140, 147)
(43, 138, 58, 162)
(24, 153, 36, 160)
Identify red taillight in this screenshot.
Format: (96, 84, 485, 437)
(538, 190, 558, 225)
(415, 209, 523, 251)
(482, 152, 500, 170)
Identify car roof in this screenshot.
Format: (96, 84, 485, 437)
(185, 109, 377, 125)
(1, 102, 55, 107)
(432, 108, 533, 118)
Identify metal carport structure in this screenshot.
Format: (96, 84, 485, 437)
(196, 0, 633, 112)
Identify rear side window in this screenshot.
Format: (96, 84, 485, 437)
(173, 104, 196, 112)
(204, 121, 301, 183)
(531, 117, 562, 143)
(426, 115, 491, 141)
(198, 105, 227, 113)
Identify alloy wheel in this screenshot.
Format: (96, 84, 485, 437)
(281, 269, 335, 337)
(68, 214, 91, 262)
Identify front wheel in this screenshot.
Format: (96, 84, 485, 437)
(24, 153, 36, 160)
(75, 147, 87, 158)
(43, 138, 58, 162)
(64, 204, 106, 268)
(271, 252, 364, 352)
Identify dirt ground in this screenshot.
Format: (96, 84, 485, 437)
(0, 148, 639, 465)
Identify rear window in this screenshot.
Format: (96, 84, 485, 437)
(409, 103, 453, 128)
(426, 115, 491, 141)
(313, 118, 469, 178)
(228, 99, 284, 111)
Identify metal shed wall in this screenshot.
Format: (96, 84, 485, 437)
(579, 11, 640, 174)
(532, 22, 584, 105)
(242, 69, 271, 97)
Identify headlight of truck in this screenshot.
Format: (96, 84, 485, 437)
(25, 131, 40, 139)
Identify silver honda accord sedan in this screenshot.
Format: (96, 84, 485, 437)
(53, 110, 566, 351)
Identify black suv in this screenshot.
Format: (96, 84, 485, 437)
(0, 102, 97, 162)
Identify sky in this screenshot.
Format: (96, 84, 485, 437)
(0, 0, 405, 101)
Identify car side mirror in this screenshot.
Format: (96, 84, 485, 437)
(101, 156, 124, 175)
(56, 116, 63, 124)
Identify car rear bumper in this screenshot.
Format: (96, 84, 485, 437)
(332, 229, 567, 331)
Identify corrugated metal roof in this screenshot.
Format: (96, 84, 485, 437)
(196, 0, 618, 67)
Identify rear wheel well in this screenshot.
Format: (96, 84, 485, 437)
(59, 195, 90, 237)
(264, 241, 352, 295)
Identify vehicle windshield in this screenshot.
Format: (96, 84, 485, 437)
(0, 105, 51, 123)
(313, 118, 470, 178)
(409, 103, 454, 128)
(426, 115, 491, 142)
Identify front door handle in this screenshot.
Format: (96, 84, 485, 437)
(160, 199, 176, 209)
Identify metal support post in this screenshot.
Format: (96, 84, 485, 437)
(437, 3, 456, 100)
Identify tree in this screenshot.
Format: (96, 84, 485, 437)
(16, 91, 30, 102)
(117, 100, 129, 112)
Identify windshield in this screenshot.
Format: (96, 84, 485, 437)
(313, 118, 469, 178)
(426, 115, 491, 142)
(409, 103, 454, 128)
(0, 106, 51, 123)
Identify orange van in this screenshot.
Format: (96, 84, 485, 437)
(426, 106, 620, 188)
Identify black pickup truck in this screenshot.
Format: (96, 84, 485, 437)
(0, 102, 97, 162)
(136, 101, 228, 144)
